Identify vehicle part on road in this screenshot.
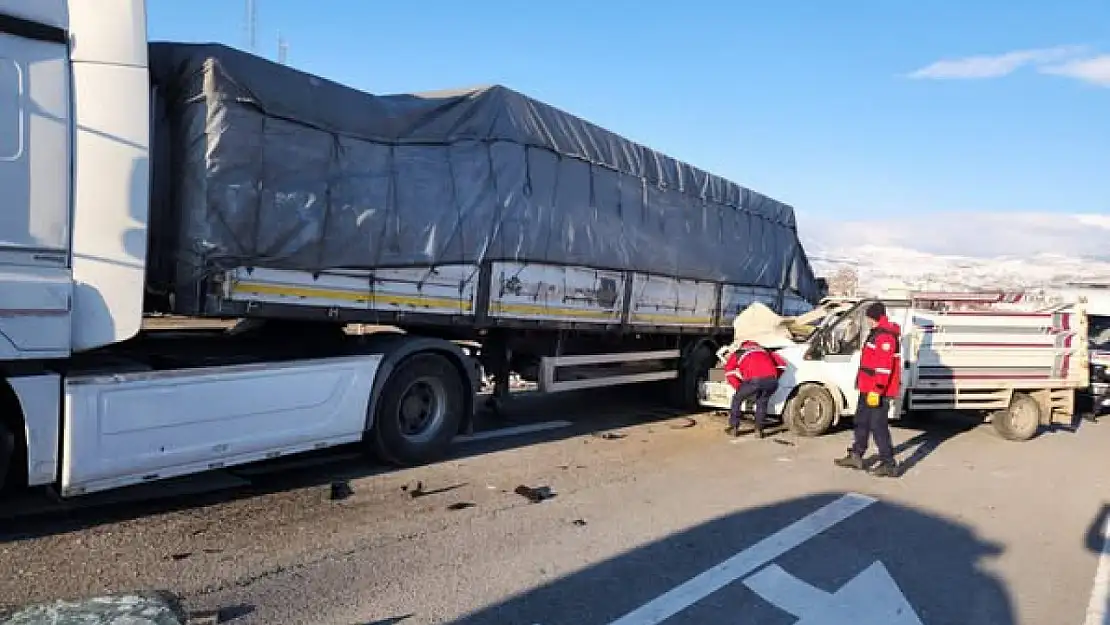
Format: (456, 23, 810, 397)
(785, 385, 837, 437)
(330, 480, 354, 501)
(514, 485, 555, 503)
(447, 502, 476, 510)
(669, 417, 697, 429)
(595, 431, 627, 440)
(371, 354, 466, 465)
(991, 392, 1042, 441)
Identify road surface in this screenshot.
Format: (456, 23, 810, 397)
(1, 389, 1107, 624)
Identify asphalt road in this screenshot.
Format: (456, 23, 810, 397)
(1, 389, 1108, 625)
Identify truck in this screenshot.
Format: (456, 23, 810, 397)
(699, 292, 1090, 441)
(0, 0, 821, 497)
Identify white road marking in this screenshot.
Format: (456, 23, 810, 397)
(1085, 513, 1110, 625)
(606, 492, 877, 625)
(744, 562, 923, 624)
(454, 420, 573, 444)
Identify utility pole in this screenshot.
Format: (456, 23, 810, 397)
(277, 31, 288, 65)
(244, 0, 257, 52)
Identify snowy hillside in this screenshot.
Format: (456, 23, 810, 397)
(798, 211, 1110, 295)
(808, 244, 1110, 295)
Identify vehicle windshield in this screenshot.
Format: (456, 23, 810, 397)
(1091, 315, 1110, 351)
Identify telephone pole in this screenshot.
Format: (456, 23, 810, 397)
(244, 0, 257, 52)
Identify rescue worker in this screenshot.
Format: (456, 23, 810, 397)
(724, 340, 787, 439)
(835, 302, 901, 477)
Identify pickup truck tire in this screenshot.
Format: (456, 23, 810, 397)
(991, 392, 1041, 441)
(785, 384, 837, 437)
(371, 353, 466, 466)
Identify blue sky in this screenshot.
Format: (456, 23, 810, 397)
(148, 1, 1109, 256)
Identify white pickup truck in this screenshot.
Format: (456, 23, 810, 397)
(699, 293, 1089, 441)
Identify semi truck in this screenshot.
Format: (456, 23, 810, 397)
(0, 0, 820, 497)
(700, 292, 1090, 441)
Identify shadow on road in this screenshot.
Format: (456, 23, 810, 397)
(443, 493, 1015, 625)
(881, 412, 980, 475)
(0, 385, 694, 543)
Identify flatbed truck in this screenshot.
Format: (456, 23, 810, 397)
(0, 0, 819, 497)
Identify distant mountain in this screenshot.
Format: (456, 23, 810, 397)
(798, 211, 1110, 295)
(806, 243, 1110, 295)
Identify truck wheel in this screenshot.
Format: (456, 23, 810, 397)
(670, 345, 716, 410)
(0, 420, 14, 493)
(991, 392, 1041, 441)
(785, 384, 836, 437)
(371, 353, 465, 466)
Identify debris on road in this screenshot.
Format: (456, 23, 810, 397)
(330, 480, 354, 501)
(571, 519, 587, 526)
(514, 485, 556, 503)
(594, 431, 626, 440)
(403, 481, 466, 499)
(669, 417, 697, 429)
(773, 438, 796, 446)
(447, 502, 476, 511)
(402, 481, 425, 497)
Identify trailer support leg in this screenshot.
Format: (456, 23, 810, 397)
(485, 332, 512, 420)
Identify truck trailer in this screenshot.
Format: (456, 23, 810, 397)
(0, 0, 819, 497)
(700, 293, 1089, 441)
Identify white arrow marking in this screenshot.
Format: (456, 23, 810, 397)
(606, 493, 876, 625)
(1085, 513, 1110, 625)
(744, 561, 924, 625)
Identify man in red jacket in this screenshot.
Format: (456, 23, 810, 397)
(835, 302, 902, 477)
(724, 340, 787, 439)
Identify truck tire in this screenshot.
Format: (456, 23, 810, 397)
(371, 353, 466, 466)
(670, 345, 716, 410)
(784, 384, 836, 437)
(991, 392, 1041, 441)
(0, 420, 13, 493)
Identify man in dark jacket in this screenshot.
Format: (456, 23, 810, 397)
(724, 340, 787, 439)
(835, 302, 901, 477)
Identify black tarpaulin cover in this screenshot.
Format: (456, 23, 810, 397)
(146, 43, 820, 311)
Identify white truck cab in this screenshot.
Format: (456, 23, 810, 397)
(0, 0, 483, 497)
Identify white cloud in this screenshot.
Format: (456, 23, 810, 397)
(907, 45, 1086, 80)
(1040, 54, 1110, 86)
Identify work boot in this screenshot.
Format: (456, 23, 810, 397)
(870, 460, 900, 478)
(724, 425, 740, 438)
(833, 450, 864, 470)
(754, 424, 765, 439)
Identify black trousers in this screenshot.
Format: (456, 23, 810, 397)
(729, 377, 779, 428)
(852, 392, 894, 463)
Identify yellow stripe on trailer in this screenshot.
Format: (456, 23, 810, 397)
(231, 281, 713, 326)
(490, 302, 619, 320)
(231, 281, 474, 312)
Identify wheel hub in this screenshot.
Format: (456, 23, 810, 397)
(800, 397, 824, 424)
(397, 377, 448, 442)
